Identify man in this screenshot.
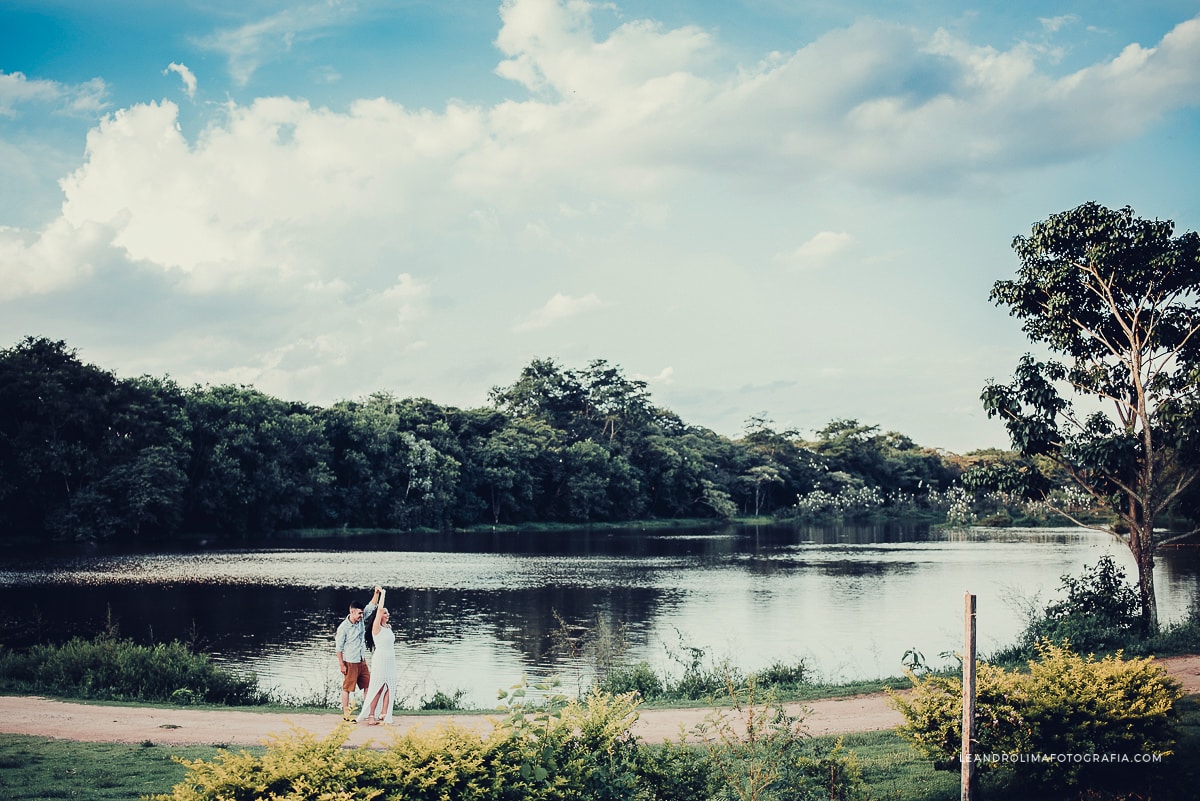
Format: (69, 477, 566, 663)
(335, 585, 382, 721)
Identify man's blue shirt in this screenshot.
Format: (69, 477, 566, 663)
(335, 602, 378, 663)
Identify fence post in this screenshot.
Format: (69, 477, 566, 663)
(962, 591, 976, 801)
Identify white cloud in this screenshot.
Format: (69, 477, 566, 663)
(6, 2, 1200, 312)
(515, 292, 603, 331)
(0, 6, 1191, 288)
(0, 0, 1193, 317)
(163, 62, 198, 99)
(0, 71, 107, 117)
(0, 71, 58, 115)
(778, 231, 853, 269)
(55, 97, 488, 290)
(635, 366, 674, 385)
(0, 218, 112, 299)
(195, 1, 357, 86)
(1039, 15, 1079, 34)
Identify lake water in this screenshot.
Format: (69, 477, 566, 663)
(0, 523, 1196, 708)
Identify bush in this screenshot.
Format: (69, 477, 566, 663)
(993, 555, 1143, 663)
(889, 641, 1182, 795)
(596, 660, 664, 701)
(694, 680, 866, 801)
(0, 634, 264, 705)
(420, 688, 467, 710)
(149, 679, 868, 801)
(1144, 600, 1200, 655)
(151, 681, 647, 801)
(1034, 554, 1142, 646)
(749, 659, 809, 693)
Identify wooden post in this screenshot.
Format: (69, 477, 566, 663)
(962, 592, 977, 801)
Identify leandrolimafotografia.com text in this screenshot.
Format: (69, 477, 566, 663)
(962, 753, 1165, 765)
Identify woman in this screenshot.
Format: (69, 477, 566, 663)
(356, 588, 398, 725)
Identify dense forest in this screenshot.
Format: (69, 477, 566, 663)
(0, 336, 969, 542)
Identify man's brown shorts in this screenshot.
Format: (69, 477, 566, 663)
(342, 660, 370, 692)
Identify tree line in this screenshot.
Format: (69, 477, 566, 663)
(0, 337, 961, 542)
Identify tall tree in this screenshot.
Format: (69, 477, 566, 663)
(978, 202, 1200, 629)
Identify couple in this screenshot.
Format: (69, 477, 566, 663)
(335, 585, 398, 725)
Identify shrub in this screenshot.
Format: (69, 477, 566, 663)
(662, 634, 742, 701)
(1143, 600, 1200, 655)
(420, 688, 467, 710)
(991, 555, 1161, 666)
(150, 725, 375, 801)
(1029, 554, 1143, 649)
(149, 678, 870, 801)
(749, 659, 809, 693)
(0, 634, 264, 705)
(151, 680, 648, 801)
(596, 660, 664, 700)
(889, 641, 1183, 795)
(694, 678, 866, 801)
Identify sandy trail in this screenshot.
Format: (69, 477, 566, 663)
(1, 655, 1197, 749)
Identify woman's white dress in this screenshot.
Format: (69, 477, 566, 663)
(357, 625, 397, 723)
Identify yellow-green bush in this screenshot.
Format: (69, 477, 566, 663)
(149, 682, 867, 801)
(889, 641, 1182, 793)
(152, 725, 375, 801)
(149, 685, 645, 801)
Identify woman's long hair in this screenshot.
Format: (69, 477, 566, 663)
(363, 607, 377, 651)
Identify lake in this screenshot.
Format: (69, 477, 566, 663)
(0, 523, 1196, 708)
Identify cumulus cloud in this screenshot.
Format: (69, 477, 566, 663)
(6, 0, 1200, 305)
(55, 97, 487, 290)
(483, 3, 1200, 190)
(515, 292, 603, 331)
(163, 62, 198, 99)
(0, 218, 114, 299)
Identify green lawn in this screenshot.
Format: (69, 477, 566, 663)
(0, 736, 227, 800)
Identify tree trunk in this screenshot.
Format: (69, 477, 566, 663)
(1131, 524, 1159, 632)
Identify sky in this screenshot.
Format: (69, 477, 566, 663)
(2, 0, 1199, 454)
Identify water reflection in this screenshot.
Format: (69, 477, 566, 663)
(0, 523, 1195, 707)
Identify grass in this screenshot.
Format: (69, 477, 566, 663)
(824, 729, 959, 801)
(0, 735, 231, 800)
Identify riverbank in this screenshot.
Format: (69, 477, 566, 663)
(3, 654, 1198, 747)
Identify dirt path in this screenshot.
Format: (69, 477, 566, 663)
(2, 655, 1198, 749)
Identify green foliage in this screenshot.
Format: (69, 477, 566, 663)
(693, 678, 866, 801)
(748, 660, 809, 693)
(591, 631, 811, 705)
(0, 633, 264, 705)
(990, 555, 1148, 664)
(147, 678, 871, 801)
(982, 202, 1200, 627)
(420, 688, 467, 710)
(1143, 600, 1200, 655)
(1024, 555, 1143, 653)
(152, 682, 646, 801)
(890, 641, 1183, 795)
(596, 660, 665, 701)
(1, 338, 966, 541)
(634, 741, 716, 801)
(662, 635, 743, 702)
(152, 725, 374, 801)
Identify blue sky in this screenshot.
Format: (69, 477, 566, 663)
(2, 0, 1199, 452)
